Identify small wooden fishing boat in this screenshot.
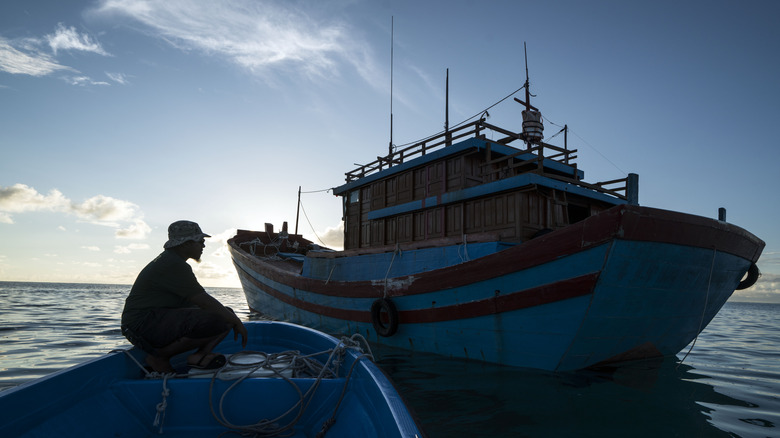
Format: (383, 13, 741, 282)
(227, 72, 764, 371)
(0, 321, 424, 438)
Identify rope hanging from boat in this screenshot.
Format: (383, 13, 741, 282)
(370, 245, 403, 337)
(678, 249, 717, 368)
(153, 373, 171, 434)
(458, 234, 471, 263)
(383, 244, 402, 299)
(315, 344, 374, 438)
(298, 199, 326, 246)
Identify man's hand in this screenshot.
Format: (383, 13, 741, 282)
(234, 322, 248, 348)
(190, 292, 249, 348)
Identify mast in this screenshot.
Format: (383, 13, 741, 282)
(514, 42, 544, 146)
(294, 185, 301, 235)
(524, 42, 531, 113)
(445, 68, 451, 146)
(389, 16, 394, 158)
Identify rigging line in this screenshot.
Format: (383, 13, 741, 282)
(542, 115, 565, 129)
(569, 128, 627, 176)
(541, 113, 625, 175)
(393, 85, 527, 149)
(546, 128, 565, 141)
(677, 249, 717, 368)
(300, 188, 332, 194)
(299, 200, 326, 246)
(453, 85, 527, 129)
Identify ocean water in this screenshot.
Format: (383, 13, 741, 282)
(1, 281, 778, 437)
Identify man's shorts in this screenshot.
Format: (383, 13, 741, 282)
(122, 307, 232, 355)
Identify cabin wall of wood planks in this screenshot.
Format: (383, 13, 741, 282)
(343, 150, 611, 250)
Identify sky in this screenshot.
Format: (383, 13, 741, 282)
(1, 0, 778, 302)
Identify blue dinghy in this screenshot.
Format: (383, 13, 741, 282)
(0, 321, 424, 438)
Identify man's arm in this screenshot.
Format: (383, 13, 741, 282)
(189, 292, 248, 348)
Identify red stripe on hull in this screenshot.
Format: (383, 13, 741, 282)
(229, 205, 764, 303)
(399, 272, 598, 323)
(236, 261, 598, 324)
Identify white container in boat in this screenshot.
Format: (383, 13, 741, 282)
(187, 353, 294, 379)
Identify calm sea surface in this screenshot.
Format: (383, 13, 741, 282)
(1, 281, 778, 437)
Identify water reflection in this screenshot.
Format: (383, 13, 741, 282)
(376, 345, 767, 438)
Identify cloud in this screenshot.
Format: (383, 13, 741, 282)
(114, 243, 150, 254)
(731, 272, 780, 304)
(90, 0, 382, 87)
(116, 220, 152, 239)
(0, 183, 151, 239)
(82, 246, 101, 251)
(202, 228, 237, 259)
(63, 75, 111, 86)
(0, 23, 109, 80)
(0, 38, 72, 76)
(315, 223, 344, 249)
(106, 71, 129, 84)
(191, 259, 237, 282)
(46, 23, 110, 56)
(71, 193, 140, 225)
(0, 184, 69, 215)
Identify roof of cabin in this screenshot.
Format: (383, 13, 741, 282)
(331, 137, 585, 196)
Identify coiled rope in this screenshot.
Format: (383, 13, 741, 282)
(207, 334, 373, 437)
(116, 333, 373, 436)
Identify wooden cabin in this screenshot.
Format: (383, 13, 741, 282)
(332, 119, 636, 251)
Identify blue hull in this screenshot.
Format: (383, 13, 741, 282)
(0, 322, 424, 438)
(229, 205, 764, 371)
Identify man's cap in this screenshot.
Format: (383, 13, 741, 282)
(163, 220, 211, 249)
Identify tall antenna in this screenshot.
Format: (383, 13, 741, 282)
(445, 68, 451, 146)
(523, 42, 531, 112)
(515, 42, 544, 145)
(389, 16, 394, 157)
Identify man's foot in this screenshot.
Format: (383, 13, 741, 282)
(146, 355, 175, 373)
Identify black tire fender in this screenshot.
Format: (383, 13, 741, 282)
(737, 263, 760, 290)
(370, 298, 399, 337)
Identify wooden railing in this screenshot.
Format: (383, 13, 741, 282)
(344, 119, 632, 202)
(345, 120, 488, 182)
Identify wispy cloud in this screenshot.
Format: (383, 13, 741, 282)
(106, 71, 129, 84)
(0, 38, 72, 76)
(0, 183, 151, 239)
(90, 0, 383, 87)
(114, 243, 150, 254)
(0, 24, 111, 82)
(63, 75, 110, 86)
(46, 23, 110, 56)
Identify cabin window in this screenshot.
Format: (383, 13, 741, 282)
(349, 191, 359, 204)
(567, 204, 590, 224)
